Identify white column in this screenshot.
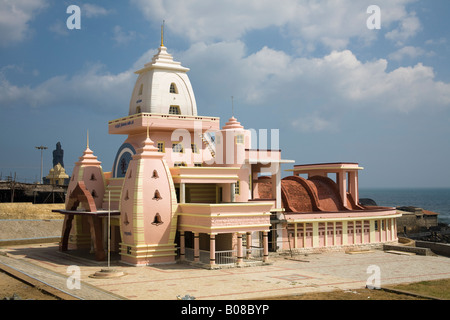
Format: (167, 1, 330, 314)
(230, 183, 236, 202)
(333, 221, 336, 246)
(312, 222, 319, 248)
(180, 183, 186, 204)
(294, 223, 298, 249)
(263, 231, 269, 263)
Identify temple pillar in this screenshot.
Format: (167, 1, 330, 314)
(337, 171, 348, 208)
(348, 171, 359, 204)
(246, 232, 252, 259)
(87, 215, 105, 261)
(342, 221, 348, 245)
(237, 233, 243, 265)
(209, 233, 216, 266)
(312, 222, 319, 248)
(194, 232, 200, 262)
(263, 231, 269, 263)
(180, 231, 185, 261)
(271, 168, 282, 209)
(180, 183, 186, 204)
(294, 223, 298, 249)
(230, 183, 236, 202)
(59, 214, 74, 252)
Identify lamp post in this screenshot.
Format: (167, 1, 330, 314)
(35, 146, 48, 184)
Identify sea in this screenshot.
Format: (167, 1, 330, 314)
(359, 188, 450, 226)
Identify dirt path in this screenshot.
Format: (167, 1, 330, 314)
(0, 270, 58, 300)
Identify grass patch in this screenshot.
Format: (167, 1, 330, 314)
(264, 278, 450, 300)
(389, 278, 450, 300)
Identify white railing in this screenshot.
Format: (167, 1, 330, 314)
(181, 247, 264, 265)
(215, 250, 237, 265)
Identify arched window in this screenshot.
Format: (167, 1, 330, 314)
(90, 173, 96, 181)
(123, 212, 130, 226)
(169, 105, 181, 115)
(170, 83, 178, 94)
(124, 190, 129, 200)
(152, 170, 159, 179)
(138, 84, 143, 95)
(136, 106, 141, 114)
(91, 190, 98, 198)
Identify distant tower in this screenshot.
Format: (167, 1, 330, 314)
(53, 142, 64, 168)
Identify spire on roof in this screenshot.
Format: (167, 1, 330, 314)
(161, 20, 165, 47)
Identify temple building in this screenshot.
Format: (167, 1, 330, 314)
(56, 35, 401, 268)
(43, 142, 70, 186)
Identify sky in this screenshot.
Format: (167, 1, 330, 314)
(0, 0, 449, 189)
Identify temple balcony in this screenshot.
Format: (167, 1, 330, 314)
(108, 112, 220, 135)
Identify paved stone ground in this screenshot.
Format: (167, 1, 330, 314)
(1, 243, 450, 300)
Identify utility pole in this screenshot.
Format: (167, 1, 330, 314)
(35, 145, 48, 184)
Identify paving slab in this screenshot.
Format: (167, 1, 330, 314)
(1, 243, 450, 300)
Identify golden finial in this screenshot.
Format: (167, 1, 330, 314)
(231, 96, 237, 118)
(161, 20, 165, 47)
(86, 130, 89, 148)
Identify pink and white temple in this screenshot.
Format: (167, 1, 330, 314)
(57, 38, 401, 268)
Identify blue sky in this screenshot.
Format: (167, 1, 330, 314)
(1, 0, 449, 188)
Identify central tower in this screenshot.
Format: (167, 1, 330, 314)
(128, 41, 198, 116)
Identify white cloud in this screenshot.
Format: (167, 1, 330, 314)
(388, 46, 432, 61)
(0, 64, 134, 112)
(178, 42, 450, 118)
(385, 11, 422, 45)
(0, 0, 47, 46)
(48, 20, 69, 36)
(81, 3, 113, 18)
(112, 25, 137, 46)
(132, 0, 420, 51)
(291, 114, 336, 133)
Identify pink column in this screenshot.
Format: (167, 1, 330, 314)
(246, 232, 252, 259)
(263, 231, 269, 263)
(180, 231, 185, 261)
(348, 171, 359, 204)
(337, 171, 348, 208)
(210, 233, 216, 266)
(237, 233, 243, 265)
(194, 232, 200, 262)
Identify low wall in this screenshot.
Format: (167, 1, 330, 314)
(415, 241, 450, 258)
(383, 244, 433, 256)
(281, 242, 390, 255)
(0, 203, 64, 220)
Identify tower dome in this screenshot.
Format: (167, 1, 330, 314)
(129, 42, 198, 116)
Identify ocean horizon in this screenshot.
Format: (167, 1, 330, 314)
(359, 188, 450, 226)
